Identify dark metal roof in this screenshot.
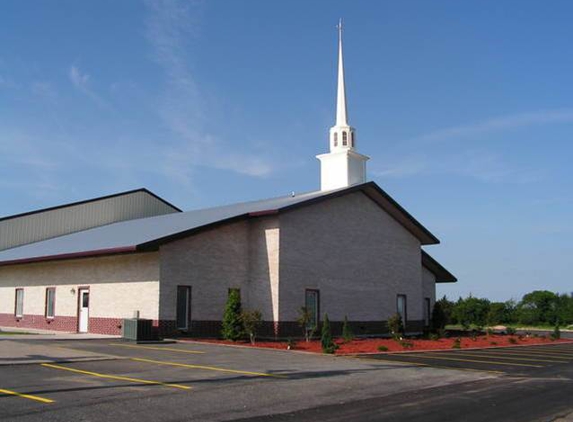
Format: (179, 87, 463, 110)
(422, 250, 457, 283)
(0, 182, 441, 266)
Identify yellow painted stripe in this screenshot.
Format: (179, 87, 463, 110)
(401, 354, 543, 368)
(132, 357, 287, 378)
(443, 352, 568, 363)
(110, 343, 205, 354)
(41, 363, 191, 390)
(515, 347, 573, 355)
(0, 388, 54, 404)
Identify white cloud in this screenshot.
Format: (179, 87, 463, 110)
(411, 109, 573, 144)
(144, 0, 275, 182)
(68, 65, 108, 108)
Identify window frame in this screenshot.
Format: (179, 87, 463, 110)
(342, 131, 348, 146)
(396, 294, 407, 323)
(45, 287, 56, 319)
(304, 289, 320, 329)
(14, 288, 24, 318)
(333, 132, 338, 147)
(176, 285, 192, 331)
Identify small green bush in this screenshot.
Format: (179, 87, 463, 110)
(321, 313, 338, 354)
(240, 309, 262, 345)
(550, 325, 561, 341)
(508, 337, 517, 344)
(452, 337, 461, 349)
(221, 289, 244, 341)
(388, 313, 404, 337)
(490, 341, 498, 345)
(341, 315, 354, 343)
(286, 338, 296, 350)
(377, 345, 389, 352)
(400, 340, 414, 349)
(429, 333, 440, 341)
(297, 307, 316, 342)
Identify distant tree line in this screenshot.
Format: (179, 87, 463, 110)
(432, 290, 573, 329)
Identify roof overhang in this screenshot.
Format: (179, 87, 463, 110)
(422, 250, 457, 283)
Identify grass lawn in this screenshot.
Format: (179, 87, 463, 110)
(0, 331, 36, 336)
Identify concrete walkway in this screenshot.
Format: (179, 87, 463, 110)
(0, 327, 122, 365)
(0, 326, 120, 340)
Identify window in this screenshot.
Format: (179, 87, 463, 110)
(424, 298, 431, 327)
(350, 132, 354, 147)
(342, 131, 348, 146)
(15, 289, 24, 317)
(305, 289, 320, 329)
(45, 288, 56, 319)
(176, 286, 191, 330)
(333, 132, 338, 147)
(397, 294, 407, 323)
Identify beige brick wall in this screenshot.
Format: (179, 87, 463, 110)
(278, 191, 423, 322)
(159, 217, 281, 323)
(422, 266, 436, 308)
(0, 253, 160, 320)
(159, 221, 250, 321)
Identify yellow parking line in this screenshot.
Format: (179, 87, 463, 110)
(110, 343, 205, 354)
(0, 388, 54, 404)
(444, 352, 568, 364)
(132, 357, 287, 379)
(403, 354, 543, 368)
(518, 347, 573, 355)
(41, 363, 191, 390)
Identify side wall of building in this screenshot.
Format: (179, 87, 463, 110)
(278, 191, 424, 336)
(159, 217, 281, 337)
(0, 253, 159, 334)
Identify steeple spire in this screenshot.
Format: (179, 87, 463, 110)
(336, 18, 348, 126)
(317, 19, 369, 191)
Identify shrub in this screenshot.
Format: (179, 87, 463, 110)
(470, 330, 478, 341)
(388, 313, 404, 337)
(429, 333, 440, 341)
(377, 345, 389, 352)
(400, 340, 414, 349)
(452, 337, 461, 349)
(286, 338, 296, 350)
(321, 313, 337, 354)
(297, 307, 316, 342)
(240, 309, 262, 345)
(508, 337, 517, 344)
(490, 341, 498, 346)
(221, 289, 244, 341)
(551, 325, 561, 341)
(342, 315, 354, 343)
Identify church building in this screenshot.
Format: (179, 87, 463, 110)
(0, 23, 456, 337)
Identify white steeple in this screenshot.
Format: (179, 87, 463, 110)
(317, 19, 369, 191)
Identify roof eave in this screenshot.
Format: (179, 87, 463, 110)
(422, 250, 457, 283)
(0, 246, 139, 267)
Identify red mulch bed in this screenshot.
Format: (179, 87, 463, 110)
(189, 335, 573, 355)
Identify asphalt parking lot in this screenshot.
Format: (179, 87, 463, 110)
(1, 339, 572, 421)
(356, 342, 573, 376)
(0, 338, 490, 422)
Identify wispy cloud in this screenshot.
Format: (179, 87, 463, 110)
(144, 0, 275, 181)
(373, 150, 542, 184)
(68, 65, 108, 108)
(411, 109, 573, 144)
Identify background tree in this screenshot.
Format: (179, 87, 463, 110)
(517, 290, 559, 325)
(221, 289, 243, 341)
(453, 296, 490, 328)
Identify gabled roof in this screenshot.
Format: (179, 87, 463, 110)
(0, 188, 181, 222)
(0, 182, 440, 266)
(422, 250, 457, 283)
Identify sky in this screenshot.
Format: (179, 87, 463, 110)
(1, 0, 572, 302)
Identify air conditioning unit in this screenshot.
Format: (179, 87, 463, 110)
(122, 318, 155, 341)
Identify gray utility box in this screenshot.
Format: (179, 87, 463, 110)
(122, 318, 154, 341)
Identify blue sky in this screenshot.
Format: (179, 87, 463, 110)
(1, 1, 572, 301)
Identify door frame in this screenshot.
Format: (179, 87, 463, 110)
(77, 286, 90, 333)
